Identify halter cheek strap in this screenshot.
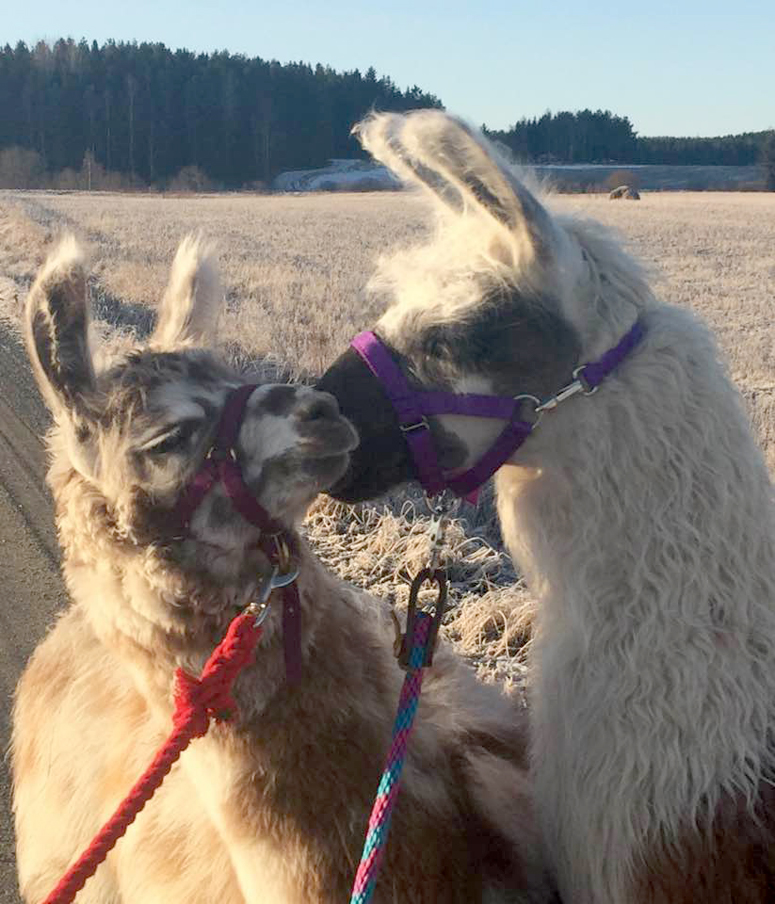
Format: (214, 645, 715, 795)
(171, 383, 303, 685)
(351, 321, 645, 501)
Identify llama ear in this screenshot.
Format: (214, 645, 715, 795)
(25, 236, 97, 419)
(151, 235, 222, 348)
(355, 110, 554, 265)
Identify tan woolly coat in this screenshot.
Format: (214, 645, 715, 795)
(12, 236, 554, 904)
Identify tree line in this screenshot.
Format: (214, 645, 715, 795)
(0, 38, 440, 189)
(0, 39, 773, 190)
(487, 111, 772, 167)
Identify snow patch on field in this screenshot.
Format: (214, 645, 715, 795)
(273, 159, 401, 192)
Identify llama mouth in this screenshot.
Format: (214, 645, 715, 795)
(304, 451, 353, 488)
(299, 418, 359, 459)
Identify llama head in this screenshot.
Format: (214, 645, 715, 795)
(318, 110, 647, 502)
(26, 236, 358, 587)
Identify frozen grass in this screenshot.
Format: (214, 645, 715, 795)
(0, 191, 431, 375)
(0, 188, 773, 677)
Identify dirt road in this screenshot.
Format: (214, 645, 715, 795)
(0, 326, 66, 903)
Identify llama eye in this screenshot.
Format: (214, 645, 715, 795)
(422, 328, 451, 360)
(145, 422, 198, 455)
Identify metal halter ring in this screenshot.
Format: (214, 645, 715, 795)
(398, 568, 448, 670)
(572, 365, 599, 396)
(513, 394, 543, 427)
(400, 416, 430, 434)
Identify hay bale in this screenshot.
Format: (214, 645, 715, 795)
(609, 185, 640, 200)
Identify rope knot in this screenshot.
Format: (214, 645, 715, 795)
(42, 612, 265, 904)
(174, 665, 243, 735)
(171, 615, 263, 737)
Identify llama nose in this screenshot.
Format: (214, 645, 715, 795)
(296, 391, 341, 423)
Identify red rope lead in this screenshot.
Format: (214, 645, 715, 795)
(43, 613, 263, 904)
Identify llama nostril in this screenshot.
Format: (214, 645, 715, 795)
(297, 392, 340, 423)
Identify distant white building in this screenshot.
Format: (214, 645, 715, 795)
(272, 159, 401, 192)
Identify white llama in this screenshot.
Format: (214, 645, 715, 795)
(319, 110, 775, 902)
(12, 237, 555, 903)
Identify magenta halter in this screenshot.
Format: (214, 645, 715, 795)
(172, 383, 303, 684)
(351, 321, 645, 501)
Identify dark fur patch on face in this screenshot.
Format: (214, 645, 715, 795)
(248, 452, 293, 501)
(431, 420, 468, 470)
(316, 348, 415, 503)
(207, 494, 235, 530)
(256, 385, 299, 417)
(403, 285, 580, 399)
(319, 288, 580, 501)
(192, 395, 218, 419)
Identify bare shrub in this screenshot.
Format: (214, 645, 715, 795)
(0, 146, 46, 189)
(167, 165, 218, 193)
(242, 179, 269, 193)
(51, 168, 81, 191)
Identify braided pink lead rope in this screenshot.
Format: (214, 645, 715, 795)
(349, 613, 432, 904)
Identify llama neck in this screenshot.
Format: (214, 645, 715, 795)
(59, 518, 351, 722)
(498, 304, 775, 651)
(498, 304, 775, 902)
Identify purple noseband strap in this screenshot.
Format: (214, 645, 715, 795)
(171, 383, 303, 685)
(351, 320, 644, 501)
(173, 385, 283, 533)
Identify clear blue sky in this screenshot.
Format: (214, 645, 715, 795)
(5, 0, 774, 137)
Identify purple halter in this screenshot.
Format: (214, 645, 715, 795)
(351, 321, 645, 501)
(171, 383, 303, 684)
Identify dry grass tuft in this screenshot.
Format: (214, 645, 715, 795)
(304, 491, 533, 681)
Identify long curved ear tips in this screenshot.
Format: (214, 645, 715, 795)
(354, 110, 554, 268)
(25, 235, 96, 416)
(151, 234, 222, 348)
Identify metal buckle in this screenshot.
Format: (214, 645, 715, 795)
(400, 416, 430, 433)
(572, 365, 599, 396)
(246, 597, 273, 627)
(425, 495, 451, 570)
(245, 555, 300, 626)
(534, 381, 583, 413)
(397, 568, 448, 670)
(534, 369, 598, 414)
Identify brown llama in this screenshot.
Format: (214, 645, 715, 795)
(11, 236, 555, 903)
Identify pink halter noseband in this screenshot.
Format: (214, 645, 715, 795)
(351, 321, 645, 501)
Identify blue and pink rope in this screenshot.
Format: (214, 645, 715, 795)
(43, 603, 436, 904)
(349, 612, 432, 904)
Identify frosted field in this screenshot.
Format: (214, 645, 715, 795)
(1, 189, 773, 678)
